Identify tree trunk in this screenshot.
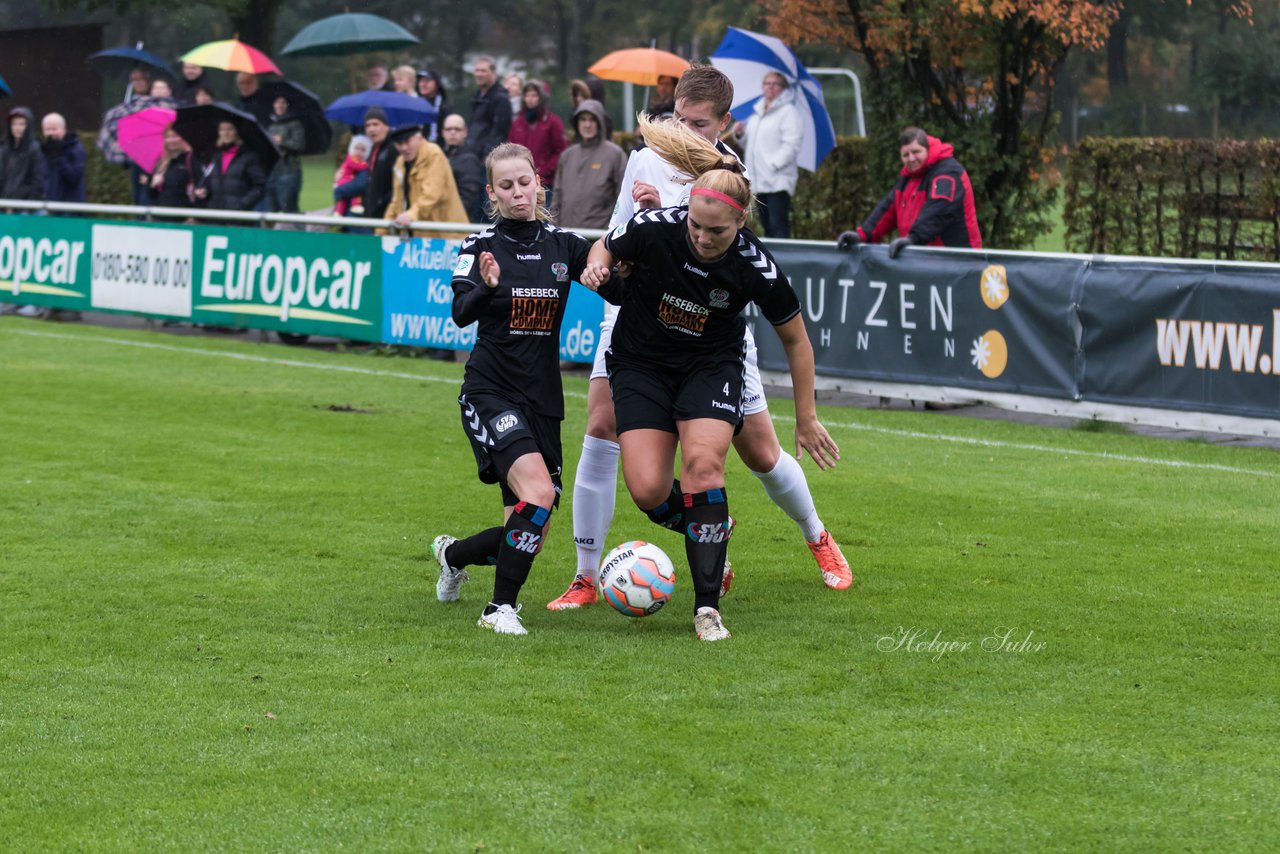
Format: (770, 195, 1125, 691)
(1106, 7, 1130, 91)
(230, 0, 283, 52)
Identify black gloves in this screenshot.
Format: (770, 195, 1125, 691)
(887, 236, 913, 259)
(836, 230, 862, 251)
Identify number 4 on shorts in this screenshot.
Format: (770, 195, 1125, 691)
(723, 383, 730, 396)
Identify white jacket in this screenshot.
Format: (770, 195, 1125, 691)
(739, 88, 803, 195)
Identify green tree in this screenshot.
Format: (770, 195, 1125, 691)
(771, 0, 1119, 247)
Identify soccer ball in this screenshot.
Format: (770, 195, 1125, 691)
(599, 540, 676, 617)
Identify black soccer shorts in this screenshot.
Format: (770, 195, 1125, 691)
(605, 352, 745, 434)
(458, 392, 563, 508)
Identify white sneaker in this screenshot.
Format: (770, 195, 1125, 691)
(477, 603, 527, 635)
(432, 534, 469, 602)
(16, 304, 46, 318)
(694, 606, 731, 642)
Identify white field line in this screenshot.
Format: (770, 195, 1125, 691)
(11, 327, 1279, 479)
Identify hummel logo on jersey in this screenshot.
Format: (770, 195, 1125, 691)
(516, 253, 542, 261)
(506, 530, 543, 554)
(736, 235, 779, 281)
(683, 262, 708, 278)
(686, 522, 731, 544)
(711, 400, 737, 413)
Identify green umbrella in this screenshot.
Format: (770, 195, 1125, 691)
(280, 13, 419, 58)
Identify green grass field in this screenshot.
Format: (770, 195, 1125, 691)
(2, 318, 1277, 850)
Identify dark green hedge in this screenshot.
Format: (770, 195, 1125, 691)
(1064, 137, 1280, 260)
(612, 133, 876, 241)
(81, 130, 133, 207)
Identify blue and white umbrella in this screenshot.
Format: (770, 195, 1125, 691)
(710, 27, 836, 172)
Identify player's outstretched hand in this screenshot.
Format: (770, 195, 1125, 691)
(479, 251, 501, 288)
(795, 418, 841, 471)
(632, 180, 661, 210)
(580, 263, 611, 290)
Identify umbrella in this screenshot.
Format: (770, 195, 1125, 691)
(87, 45, 174, 80)
(181, 39, 281, 76)
(710, 27, 836, 172)
(97, 95, 177, 166)
(260, 79, 332, 155)
(118, 106, 178, 172)
(587, 48, 689, 86)
(280, 13, 419, 58)
(0, 74, 10, 98)
(324, 90, 437, 128)
(173, 102, 279, 172)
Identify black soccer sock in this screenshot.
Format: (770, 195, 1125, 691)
(682, 488, 732, 612)
(447, 527, 503, 569)
(490, 501, 551, 607)
(643, 479, 684, 532)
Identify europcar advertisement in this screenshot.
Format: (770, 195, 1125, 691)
(0, 214, 92, 309)
(193, 226, 380, 338)
(1, 215, 381, 339)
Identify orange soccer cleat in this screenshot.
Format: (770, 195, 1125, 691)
(546, 575, 598, 610)
(808, 530, 853, 590)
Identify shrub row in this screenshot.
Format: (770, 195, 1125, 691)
(1064, 137, 1280, 260)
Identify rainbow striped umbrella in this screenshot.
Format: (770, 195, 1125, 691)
(180, 38, 281, 76)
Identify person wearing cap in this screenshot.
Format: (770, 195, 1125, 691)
(381, 124, 468, 239)
(549, 99, 625, 229)
(1, 107, 47, 203)
(335, 107, 398, 222)
(416, 69, 452, 143)
(507, 80, 565, 208)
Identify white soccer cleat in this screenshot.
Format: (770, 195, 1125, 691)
(719, 558, 734, 598)
(432, 534, 469, 602)
(694, 606, 731, 642)
(477, 603, 528, 635)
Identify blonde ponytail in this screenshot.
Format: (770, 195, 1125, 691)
(636, 112, 753, 216)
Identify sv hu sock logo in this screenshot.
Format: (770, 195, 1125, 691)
(686, 522, 730, 544)
(506, 530, 543, 554)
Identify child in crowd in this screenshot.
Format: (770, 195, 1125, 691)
(333, 135, 372, 216)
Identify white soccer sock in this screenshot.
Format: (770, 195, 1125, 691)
(572, 435, 621, 578)
(753, 453, 825, 542)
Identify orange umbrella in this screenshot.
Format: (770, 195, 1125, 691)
(181, 38, 281, 75)
(587, 48, 689, 86)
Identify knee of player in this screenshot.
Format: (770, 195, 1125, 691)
(628, 483, 671, 512)
(584, 409, 617, 440)
(520, 482, 558, 510)
(733, 418, 781, 473)
(679, 454, 726, 493)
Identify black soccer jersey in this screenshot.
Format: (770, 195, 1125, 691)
(602, 207, 801, 370)
(452, 217, 591, 418)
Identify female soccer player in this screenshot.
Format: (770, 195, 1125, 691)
(579, 115, 840, 641)
(431, 143, 590, 636)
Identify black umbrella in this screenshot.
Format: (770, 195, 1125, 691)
(173, 102, 280, 172)
(87, 46, 174, 80)
(260, 79, 333, 156)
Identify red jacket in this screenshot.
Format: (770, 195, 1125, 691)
(508, 106, 567, 188)
(858, 136, 982, 249)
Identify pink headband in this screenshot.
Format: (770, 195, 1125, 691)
(691, 187, 744, 212)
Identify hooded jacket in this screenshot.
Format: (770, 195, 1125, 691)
(1, 108, 46, 201)
(382, 138, 469, 238)
(208, 145, 267, 211)
(42, 131, 87, 203)
(857, 136, 982, 249)
(507, 82, 566, 188)
(736, 87, 803, 195)
(267, 111, 305, 173)
(550, 100, 626, 229)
